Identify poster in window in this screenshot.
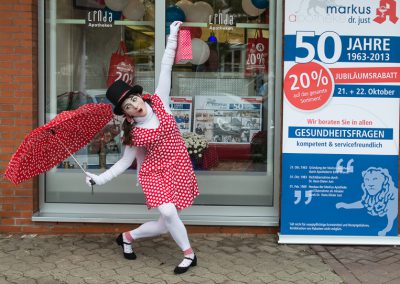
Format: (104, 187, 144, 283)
(170, 96, 192, 134)
(194, 96, 263, 144)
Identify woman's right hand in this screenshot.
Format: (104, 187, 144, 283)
(169, 21, 182, 36)
(85, 172, 106, 187)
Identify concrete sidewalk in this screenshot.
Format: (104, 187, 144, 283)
(0, 233, 398, 283)
(312, 245, 400, 284)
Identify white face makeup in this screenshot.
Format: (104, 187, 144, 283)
(122, 95, 147, 117)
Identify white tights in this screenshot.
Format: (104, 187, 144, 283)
(126, 203, 191, 252)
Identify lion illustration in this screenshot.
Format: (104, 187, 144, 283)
(336, 167, 398, 236)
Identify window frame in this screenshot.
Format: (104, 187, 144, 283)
(36, 0, 282, 226)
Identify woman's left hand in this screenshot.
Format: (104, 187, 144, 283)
(170, 21, 182, 36)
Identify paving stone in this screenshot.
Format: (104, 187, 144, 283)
(115, 266, 142, 277)
(1, 270, 24, 282)
(274, 270, 305, 282)
(63, 275, 86, 284)
(293, 279, 314, 284)
(11, 278, 37, 284)
(252, 272, 277, 283)
(377, 255, 400, 265)
(155, 273, 182, 284)
(318, 271, 344, 283)
(84, 275, 115, 284)
(0, 234, 349, 284)
(109, 274, 136, 284)
(24, 269, 51, 279)
(225, 271, 250, 282)
(35, 276, 62, 284)
(69, 267, 96, 278)
(271, 280, 296, 284)
(54, 259, 81, 271)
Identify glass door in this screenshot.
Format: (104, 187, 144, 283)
(44, 0, 156, 204)
(166, 0, 275, 207)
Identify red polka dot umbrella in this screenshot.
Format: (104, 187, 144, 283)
(4, 103, 113, 184)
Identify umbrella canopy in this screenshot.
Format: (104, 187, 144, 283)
(4, 103, 113, 184)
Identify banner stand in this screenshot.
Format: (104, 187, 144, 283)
(278, 234, 400, 245)
(280, 0, 399, 244)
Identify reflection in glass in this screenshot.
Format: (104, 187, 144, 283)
(45, 0, 155, 204)
(43, 0, 273, 207)
(168, 0, 274, 206)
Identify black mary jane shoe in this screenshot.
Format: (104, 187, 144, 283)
(116, 233, 137, 260)
(174, 254, 197, 274)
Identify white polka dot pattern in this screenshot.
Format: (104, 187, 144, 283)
(175, 30, 192, 64)
(4, 103, 113, 184)
(133, 95, 199, 210)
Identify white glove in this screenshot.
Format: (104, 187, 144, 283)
(85, 172, 106, 186)
(169, 21, 182, 37)
(162, 21, 182, 66)
(84, 146, 138, 188)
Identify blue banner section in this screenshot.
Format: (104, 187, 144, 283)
(171, 103, 191, 110)
(288, 127, 393, 140)
(281, 153, 398, 236)
(284, 35, 400, 63)
(334, 85, 400, 98)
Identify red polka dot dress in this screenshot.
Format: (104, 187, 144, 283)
(132, 94, 199, 210)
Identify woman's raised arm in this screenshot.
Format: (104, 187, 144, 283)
(155, 21, 182, 112)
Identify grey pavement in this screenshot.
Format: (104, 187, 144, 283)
(312, 245, 400, 284)
(0, 234, 398, 283)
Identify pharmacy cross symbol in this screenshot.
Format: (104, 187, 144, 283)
(373, 0, 399, 24)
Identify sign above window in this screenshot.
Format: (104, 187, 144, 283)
(86, 10, 114, 28)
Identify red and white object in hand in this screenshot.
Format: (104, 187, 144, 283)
(175, 29, 192, 64)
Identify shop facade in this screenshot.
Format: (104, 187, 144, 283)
(1, 1, 399, 241)
(0, 0, 282, 233)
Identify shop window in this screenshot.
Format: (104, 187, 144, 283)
(44, 0, 156, 204)
(168, 0, 274, 206)
(43, 0, 274, 208)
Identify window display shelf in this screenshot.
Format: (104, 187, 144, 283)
(182, 22, 268, 29)
(115, 20, 154, 26)
(52, 20, 267, 30)
(53, 19, 85, 24)
(181, 22, 208, 28)
(236, 23, 269, 29)
(52, 19, 154, 26)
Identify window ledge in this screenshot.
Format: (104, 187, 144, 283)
(32, 212, 279, 226)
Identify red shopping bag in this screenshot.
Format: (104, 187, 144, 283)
(175, 29, 192, 64)
(244, 29, 268, 77)
(107, 40, 135, 87)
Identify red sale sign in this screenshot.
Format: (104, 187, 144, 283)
(244, 29, 268, 76)
(284, 61, 334, 111)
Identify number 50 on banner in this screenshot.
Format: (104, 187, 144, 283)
(296, 31, 342, 64)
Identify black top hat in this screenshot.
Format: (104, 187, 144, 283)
(106, 80, 143, 115)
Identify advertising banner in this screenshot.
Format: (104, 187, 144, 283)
(194, 96, 263, 144)
(280, 0, 400, 243)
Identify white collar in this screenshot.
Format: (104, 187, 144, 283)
(134, 102, 154, 124)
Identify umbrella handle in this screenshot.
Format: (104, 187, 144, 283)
(89, 179, 95, 195)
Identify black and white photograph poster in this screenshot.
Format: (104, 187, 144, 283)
(194, 96, 263, 144)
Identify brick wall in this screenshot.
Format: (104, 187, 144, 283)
(0, 0, 38, 233)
